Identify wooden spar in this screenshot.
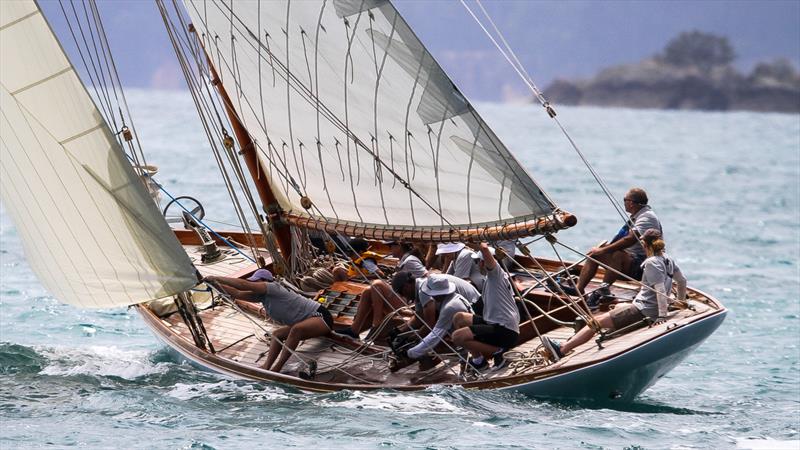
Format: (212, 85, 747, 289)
(188, 24, 293, 262)
(283, 211, 578, 243)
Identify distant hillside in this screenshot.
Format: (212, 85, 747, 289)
(544, 31, 800, 113)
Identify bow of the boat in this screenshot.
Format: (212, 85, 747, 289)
(505, 308, 728, 403)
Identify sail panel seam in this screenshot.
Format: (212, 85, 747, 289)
(0, 9, 39, 31)
(9, 67, 72, 96)
(59, 123, 105, 145)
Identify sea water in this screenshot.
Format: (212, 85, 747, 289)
(1, 90, 798, 449)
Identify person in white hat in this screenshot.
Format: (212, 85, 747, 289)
(390, 271, 481, 338)
(452, 242, 520, 370)
(442, 242, 485, 291)
(205, 269, 332, 375)
(394, 275, 472, 363)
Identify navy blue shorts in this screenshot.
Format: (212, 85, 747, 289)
(628, 254, 646, 280)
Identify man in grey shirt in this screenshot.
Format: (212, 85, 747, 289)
(391, 272, 479, 339)
(400, 276, 472, 360)
(575, 187, 663, 301)
(446, 245, 485, 291)
(452, 243, 520, 370)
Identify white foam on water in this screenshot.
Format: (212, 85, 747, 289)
(320, 390, 468, 416)
(38, 345, 169, 379)
(166, 380, 289, 402)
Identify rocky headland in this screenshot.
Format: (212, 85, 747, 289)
(544, 31, 800, 113)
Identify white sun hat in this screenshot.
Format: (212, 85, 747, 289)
(420, 274, 456, 297)
(435, 242, 466, 255)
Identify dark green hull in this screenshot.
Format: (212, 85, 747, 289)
(505, 309, 728, 402)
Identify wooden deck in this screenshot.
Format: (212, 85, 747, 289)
(143, 241, 724, 388)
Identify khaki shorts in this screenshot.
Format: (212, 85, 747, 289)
(609, 303, 646, 330)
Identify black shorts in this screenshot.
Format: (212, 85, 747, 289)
(469, 316, 519, 349)
(316, 305, 334, 330)
(471, 297, 484, 316)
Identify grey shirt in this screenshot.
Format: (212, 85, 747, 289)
(407, 293, 471, 359)
(626, 205, 662, 259)
(446, 248, 485, 290)
(261, 282, 322, 325)
(633, 254, 684, 318)
(397, 252, 427, 278)
(415, 274, 481, 314)
(482, 265, 520, 334)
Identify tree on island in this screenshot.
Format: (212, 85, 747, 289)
(543, 29, 799, 112)
(659, 30, 735, 72)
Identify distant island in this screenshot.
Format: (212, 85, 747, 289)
(544, 31, 800, 113)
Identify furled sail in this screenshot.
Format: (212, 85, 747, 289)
(0, 1, 198, 308)
(183, 0, 571, 240)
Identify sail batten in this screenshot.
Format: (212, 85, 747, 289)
(0, 0, 197, 309)
(184, 0, 561, 234)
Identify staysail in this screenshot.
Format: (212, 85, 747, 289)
(183, 0, 570, 241)
(0, 1, 197, 309)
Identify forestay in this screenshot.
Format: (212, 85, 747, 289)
(0, 1, 197, 308)
(184, 0, 558, 233)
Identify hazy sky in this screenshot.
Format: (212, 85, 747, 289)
(37, 0, 800, 102)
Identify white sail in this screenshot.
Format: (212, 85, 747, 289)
(183, 0, 557, 232)
(0, 1, 197, 309)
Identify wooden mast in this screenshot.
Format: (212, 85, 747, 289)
(189, 24, 293, 263)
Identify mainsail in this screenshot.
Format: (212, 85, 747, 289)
(183, 0, 568, 240)
(0, 1, 197, 309)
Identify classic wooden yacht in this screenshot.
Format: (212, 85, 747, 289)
(136, 228, 726, 402)
(0, 0, 726, 402)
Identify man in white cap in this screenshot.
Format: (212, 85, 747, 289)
(390, 271, 480, 338)
(438, 242, 485, 291)
(393, 275, 472, 366)
(205, 269, 332, 376)
(452, 242, 520, 370)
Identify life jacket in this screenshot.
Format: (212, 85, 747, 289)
(346, 251, 385, 278)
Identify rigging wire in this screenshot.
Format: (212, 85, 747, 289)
(156, 2, 475, 378)
(460, 0, 630, 227)
(157, 0, 265, 263)
(87, 0, 151, 170)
